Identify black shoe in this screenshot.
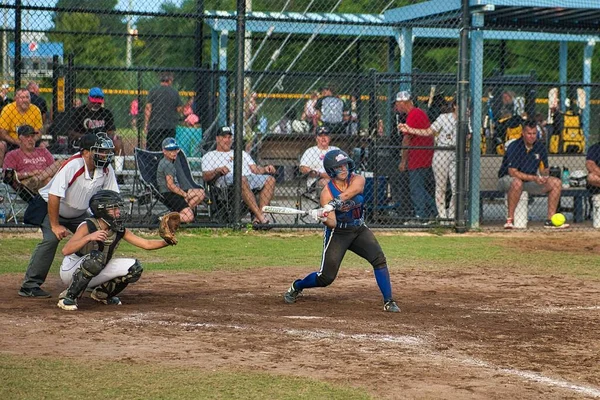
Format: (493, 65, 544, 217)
(18, 287, 51, 298)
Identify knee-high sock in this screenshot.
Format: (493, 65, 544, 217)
(373, 266, 393, 301)
(294, 271, 318, 290)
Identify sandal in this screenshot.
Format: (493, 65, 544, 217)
(252, 219, 272, 231)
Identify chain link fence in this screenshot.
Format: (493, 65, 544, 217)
(0, 0, 600, 231)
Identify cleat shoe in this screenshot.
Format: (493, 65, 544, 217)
(57, 297, 78, 311)
(383, 299, 400, 313)
(503, 218, 514, 229)
(18, 287, 51, 298)
(90, 288, 122, 305)
(283, 280, 302, 304)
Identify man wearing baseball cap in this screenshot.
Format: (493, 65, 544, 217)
(299, 126, 339, 193)
(156, 137, 205, 223)
(396, 91, 437, 223)
(3, 125, 61, 193)
(202, 126, 276, 227)
(70, 87, 122, 156)
(0, 87, 43, 167)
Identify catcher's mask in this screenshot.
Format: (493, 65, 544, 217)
(89, 190, 125, 232)
(82, 132, 115, 168)
(323, 149, 355, 179)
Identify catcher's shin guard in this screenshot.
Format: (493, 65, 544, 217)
(92, 260, 143, 303)
(63, 251, 106, 300)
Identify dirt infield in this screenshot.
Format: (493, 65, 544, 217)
(1, 243, 600, 399)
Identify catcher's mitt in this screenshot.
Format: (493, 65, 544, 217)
(159, 212, 180, 245)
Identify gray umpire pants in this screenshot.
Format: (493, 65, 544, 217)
(21, 212, 88, 289)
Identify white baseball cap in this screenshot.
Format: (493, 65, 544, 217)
(395, 91, 411, 102)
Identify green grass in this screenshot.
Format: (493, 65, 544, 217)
(1, 232, 599, 278)
(0, 354, 372, 400)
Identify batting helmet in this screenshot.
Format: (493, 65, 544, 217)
(89, 190, 125, 232)
(323, 149, 355, 178)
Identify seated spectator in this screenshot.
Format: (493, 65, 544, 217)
(70, 87, 122, 156)
(156, 137, 205, 223)
(299, 126, 339, 194)
(0, 88, 43, 167)
(315, 86, 348, 134)
(586, 142, 600, 194)
(2, 125, 61, 193)
(201, 126, 276, 226)
(497, 120, 567, 229)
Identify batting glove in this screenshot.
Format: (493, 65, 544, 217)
(328, 197, 344, 210)
(309, 208, 330, 223)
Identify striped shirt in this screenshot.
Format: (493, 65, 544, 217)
(39, 154, 119, 218)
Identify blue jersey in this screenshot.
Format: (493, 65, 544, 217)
(327, 174, 364, 225)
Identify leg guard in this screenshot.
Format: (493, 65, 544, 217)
(91, 260, 143, 303)
(62, 251, 105, 300)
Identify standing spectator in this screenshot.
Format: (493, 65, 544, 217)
(70, 87, 122, 156)
(182, 97, 199, 127)
(244, 91, 258, 131)
(497, 120, 566, 229)
(389, 101, 413, 221)
(18, 132, 119, 298)
(400, 100, 457, 221)
(144, 72, 182, 151)
(156, 137, 205, 223)
(130, 98, 139, 129)
(299, 126, 339, 194)
(0, 88, 43, 167)
(346, 94, 360, 135)
(26, 81, 49, 125)
(202, 126, 276, 227)
(3, 125, 61, 193)
(315, 85, 348, 134)
(301, 90, 319, 131)
(397, 91, 436, 222)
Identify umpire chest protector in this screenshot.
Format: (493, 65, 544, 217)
(76, 218, 125, 263)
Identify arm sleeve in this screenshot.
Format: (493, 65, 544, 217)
(43, 148, 55, 166)
(243, 151, 255, 166)
(3, 150, 18, 170)
(48, 163, 75, 198)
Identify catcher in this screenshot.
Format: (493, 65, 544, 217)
(57, 190, 180, 311)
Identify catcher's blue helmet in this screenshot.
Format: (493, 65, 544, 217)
(323, 149, 355, 178)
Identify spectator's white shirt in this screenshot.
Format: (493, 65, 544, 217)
(431, 112, 457, 148)
(39, 155, 119, 218)
(202, 149, 255, 188)
(299, 145, 339, 188)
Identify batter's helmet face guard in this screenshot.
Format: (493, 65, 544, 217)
(90, 132, 115, 168)
(323, 149, 355, 178)
(89, 190, 126, 232)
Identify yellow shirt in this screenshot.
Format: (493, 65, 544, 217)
(0, 102, 43, 140)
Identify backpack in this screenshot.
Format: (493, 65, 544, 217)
(549, 111, 585, 154)
(493, 115, 524, 155)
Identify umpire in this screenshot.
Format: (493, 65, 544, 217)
(18, 132, 119, 298)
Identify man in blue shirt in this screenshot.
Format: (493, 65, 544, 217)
(497, 120, 566, 229)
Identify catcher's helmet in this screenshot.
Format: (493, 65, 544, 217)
(81, 132, 115, 168)
(89, 190, 125, 232)
(323, 149, 355, 178)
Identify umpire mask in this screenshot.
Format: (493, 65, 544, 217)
(90, 132, 115, 169)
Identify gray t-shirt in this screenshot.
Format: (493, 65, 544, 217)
(148, 85, 182, 130)
(157, 157, 193, 194)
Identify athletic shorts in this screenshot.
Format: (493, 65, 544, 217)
(223, 173, 270, 190)
(161, 192, 188, 212)
(497, 175, 546, 195)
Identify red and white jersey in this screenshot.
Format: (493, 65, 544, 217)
(39, 154, 119, 218)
